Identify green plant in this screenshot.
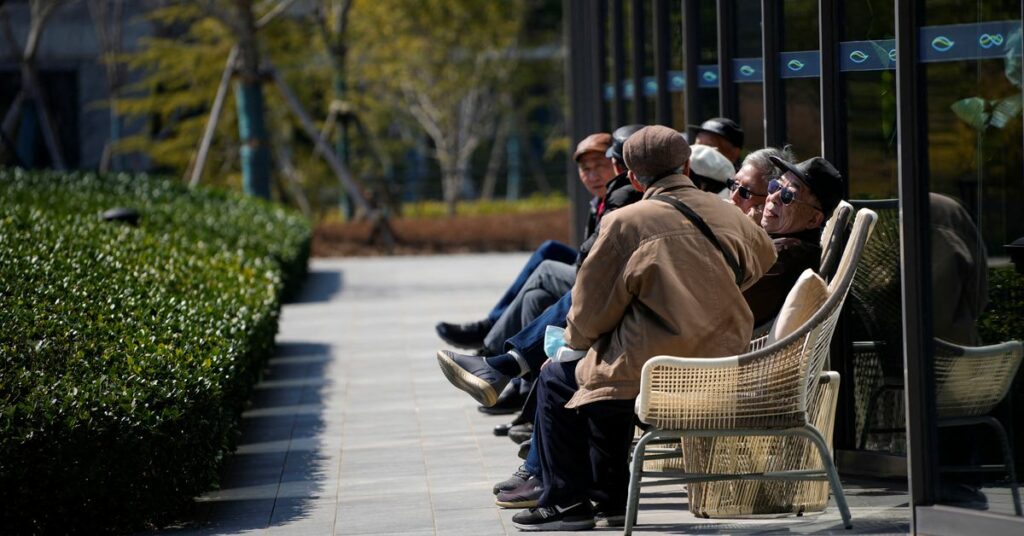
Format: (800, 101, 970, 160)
(979, 266, 1024, 345)
(0, 169, 310, 532)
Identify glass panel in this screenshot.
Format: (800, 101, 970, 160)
(698, 0, 720, 122)
(781, 0, 821, 158)
(732, 0, 763, 154)
(918, 0, 1023, 516)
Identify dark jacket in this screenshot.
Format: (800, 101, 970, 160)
(577, 172, 644, 268)
(742, 228, 822, 327)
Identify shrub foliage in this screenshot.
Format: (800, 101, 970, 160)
(0, 169, 310, 532)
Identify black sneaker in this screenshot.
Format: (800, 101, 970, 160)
(436, 350, 510, 407)
(512, 501, 596, 531)
(493, 465, 532, 495)
(435, 320, 493, 349)
(496, 475, 542, 508)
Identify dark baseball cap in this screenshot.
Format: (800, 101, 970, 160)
(605, 124, 646, 162)
(688, 117, 744, 150)
(768, 155, 845, 217)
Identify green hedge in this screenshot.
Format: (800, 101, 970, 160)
(0, 169, 311, 532)
(979, 266, 1024, 346)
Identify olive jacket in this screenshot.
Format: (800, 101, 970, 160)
(563, 174, 778, 408)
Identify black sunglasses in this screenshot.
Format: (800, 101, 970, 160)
(767, 179, 823, 211)
(726, 177, 767, 200)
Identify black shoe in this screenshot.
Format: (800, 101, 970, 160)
(493, 423, 512, 436)
(435, 319, 493, 349)
(496, 475, 543, 508)
(512, 501, 596, 531)
(508, 423, 533, 445)
(493, 464, 532, 495)
(517, 437, 532, 460)
(478, 380, 527, 415)
(436, 350, 510, 407)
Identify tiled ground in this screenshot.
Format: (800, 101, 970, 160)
(154, 254, 912, 535)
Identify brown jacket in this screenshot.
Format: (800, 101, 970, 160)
(564, 174, 778, 408)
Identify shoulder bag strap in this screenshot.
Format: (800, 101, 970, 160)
(651, 194, 744, 286)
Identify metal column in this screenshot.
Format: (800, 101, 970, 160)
(684, 0, 701, 138)
(716, 0, 737, 120)
(653, 0, 672, 126)
(630, 0, 647, 123)
(761, 0, 785, 147)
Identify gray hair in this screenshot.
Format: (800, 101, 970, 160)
(633, 166, 685, 187)
(741, 145, 796, 183)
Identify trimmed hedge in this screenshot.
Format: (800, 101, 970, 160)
(979, 266, 1024, 345)
(0, 169, 311, 533)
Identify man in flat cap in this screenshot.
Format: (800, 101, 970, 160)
(511, 126, 777, 531)
(690, 116, 745, 168)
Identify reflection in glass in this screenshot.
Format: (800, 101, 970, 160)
(920, 0, 1023, 516)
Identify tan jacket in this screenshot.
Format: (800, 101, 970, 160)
(564, 174, 777, 408)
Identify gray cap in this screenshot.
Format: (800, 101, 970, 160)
(623, 126, 691, 178)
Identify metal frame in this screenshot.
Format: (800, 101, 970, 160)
(818, 0, 847, 181)
(715, 0, 736, 119)
(630, 0, 647, 123)
(895, 0, 939, 521)
(624, 425, 853, 535)
(596, 0, 609, 131)
(564, 0, 605, 245)
(611, 0, 626, 127)
(683, 0, 701, 138)
(761, 0, 784, 147)
(653, 0, 672, 125)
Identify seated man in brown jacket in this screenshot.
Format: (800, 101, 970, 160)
(511, 126, 778, 531)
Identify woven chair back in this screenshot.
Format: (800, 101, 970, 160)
(934, 339, 1023, 418)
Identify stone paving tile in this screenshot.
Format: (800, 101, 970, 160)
(146, 254, 913, 536)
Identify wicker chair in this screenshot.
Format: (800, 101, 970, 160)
(623, 209, 878, 535)
(933, 338, 1023, 516)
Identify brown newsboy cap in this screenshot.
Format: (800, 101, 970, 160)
(623, 125, 691, 178)
(573, 132, 613, 162)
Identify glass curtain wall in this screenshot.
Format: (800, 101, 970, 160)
(781, 0, 821, 159)
(915, 0, 1023, 519)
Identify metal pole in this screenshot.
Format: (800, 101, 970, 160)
(683, 0, 700, 137)
(819, 0, 847, 181)
(611, 0, 626, 127)
(761, 0, 785, 147)
(716, 0, 737, 120)
(653, 0, 671, 126)
(630, 0, 647, 123)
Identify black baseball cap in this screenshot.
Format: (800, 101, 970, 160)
(605, 124, 646, 162)
(688, 117, 744, 150)
(768, 155, 845, 217)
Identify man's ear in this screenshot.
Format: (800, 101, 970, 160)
(628, 170, 645, 192)
(809, 209, 825, 229)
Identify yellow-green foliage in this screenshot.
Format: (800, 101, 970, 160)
(401, 192, 568, 219)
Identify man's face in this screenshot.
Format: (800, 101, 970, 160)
(761, 171, 824, 235)
(695, 131, 740, 164)
(728, 163, 770, 214)
(576, 152, 615, 197)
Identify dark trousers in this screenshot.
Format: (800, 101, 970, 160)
(486, 240, 577, 323)
(534, 360, 636, 510)
(505, 290, 573, 372)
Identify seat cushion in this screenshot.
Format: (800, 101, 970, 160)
(769, 269, 829, 343)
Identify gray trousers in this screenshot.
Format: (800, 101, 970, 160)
(483, 260, 576, 354)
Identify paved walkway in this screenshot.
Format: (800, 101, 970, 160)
(158, 254, 911, 535)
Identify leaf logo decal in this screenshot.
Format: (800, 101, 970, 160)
(888, 48, 897, 61)
(849, 50, 869, 64)
(786, 59, 805, 71)
(931, 36, 955, 52)
(702, 71, 718, 83)
(739, 65, 756, 76)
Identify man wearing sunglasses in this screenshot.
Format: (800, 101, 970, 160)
(741, 155, 844, 327)
(726, 147, 793, 222)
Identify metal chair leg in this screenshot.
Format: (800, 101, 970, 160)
(801, 424, 853, 529)
(624, 431, 658, 536)
(980, 416, 1023, 516)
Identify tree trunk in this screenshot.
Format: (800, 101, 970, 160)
(232, 0, 271, 199)
(480, 115, 510, 200)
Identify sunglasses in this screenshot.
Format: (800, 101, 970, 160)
(726, 177, 766, 200)
(767, 179, 823, 211)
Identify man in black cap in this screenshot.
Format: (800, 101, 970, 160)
(742, 155, 844, 326)
(690, 117, 745, 168)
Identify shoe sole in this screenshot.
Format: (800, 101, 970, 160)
(495, 497, 539, 508)
(596, 515, 625, 527)
(512, 519, 595, 531)
(436, 351, 498, 407)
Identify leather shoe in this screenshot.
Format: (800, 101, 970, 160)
(435, 319, 493, 350)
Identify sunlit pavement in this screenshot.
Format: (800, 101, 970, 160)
(153, 253, 911, 535)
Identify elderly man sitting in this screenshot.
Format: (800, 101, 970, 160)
(511, 126, 777, 531)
